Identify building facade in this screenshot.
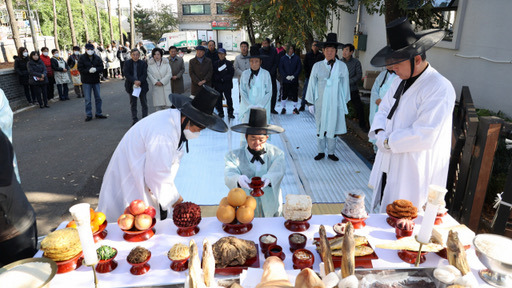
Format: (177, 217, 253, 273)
(177, 0, 245, 51)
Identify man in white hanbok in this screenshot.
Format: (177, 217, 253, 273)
(239, 46, 272, 123)
(225, 108, 285, 217)
(98, 86, 228, 221)
(306, 33, 350, 161)
(369, 69, 398, 151)
(368, 18, 455, 213)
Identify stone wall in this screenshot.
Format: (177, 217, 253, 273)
(0, 68, 27, 111)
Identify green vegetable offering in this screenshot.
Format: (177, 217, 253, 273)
(97, 245, 116, 260)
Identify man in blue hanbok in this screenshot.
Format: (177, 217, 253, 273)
(305, 33, 350, 161)
(224, 108, 285, 217)
(239, 46, 272, 123)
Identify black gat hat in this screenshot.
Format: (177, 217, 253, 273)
(231, 108, 284, 135)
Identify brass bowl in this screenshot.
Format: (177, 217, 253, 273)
(0, 257, 57, 288)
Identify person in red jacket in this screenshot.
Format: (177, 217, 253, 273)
(40, 47, 55, 100)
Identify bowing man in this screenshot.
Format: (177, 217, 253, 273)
(239, 46, 272, 124)
(98, 86, 228, 221)
(224, 108, 285, 217)
(368, 18, 455, 212)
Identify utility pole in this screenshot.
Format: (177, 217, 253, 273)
(94, 0, 104, 46)
(118, 0, 123, 44)
(65, 0, 78, 46)
(26, 0, 39, 51)
(107, 0, 114, 44)
(5, 0, 22, 51)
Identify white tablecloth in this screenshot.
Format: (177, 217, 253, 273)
(35, 214, 492, 287)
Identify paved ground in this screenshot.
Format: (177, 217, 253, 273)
(12, 52, 375, 237)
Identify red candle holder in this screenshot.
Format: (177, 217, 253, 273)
(249, 177, 264, 197)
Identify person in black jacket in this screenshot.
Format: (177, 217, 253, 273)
(205, 40, 219, 67)
(259, 38, 279, 114)
(27, 51, 49, 108)
(51, 49, 71, 101)
(0, 128, 38, 266)
(212, 48, 235, 119)
(78, 43, 108, 122)
(278, 45, 302, 114)
(300, 41, 324, 111)
(13, 47, 33, 105)
(123, 49, 149, 125)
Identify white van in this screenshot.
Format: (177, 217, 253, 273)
(157, 31, 199, 53)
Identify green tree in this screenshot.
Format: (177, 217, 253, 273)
(132, 4, 178, 42)
(20, 0, 124, 50)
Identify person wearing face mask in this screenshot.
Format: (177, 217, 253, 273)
(305, 33, 350, 162)
(40, 47, 55, 100)
(51, 49, 71, 101)
(78, 43, 108, 121)
(97, 85, 228, 222)
(224, 108, 285, 217)
(27, 51, 49, 108)
(239, 46, 272, 124)
(147, 48, 172, 111)
(67, 46, 84, 98)
(14, 47, 34, 105)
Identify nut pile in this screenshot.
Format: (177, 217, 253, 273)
(173, 202, 202, 227)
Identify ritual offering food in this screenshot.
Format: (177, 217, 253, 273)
(289, 233, 307, 252)
(173, 202, 202, 236)
(202, 239, 215, 287)
(376, 236, 443, 252)
(127, 246, 150, 264)
(283, 194, 312, 221)
(212, 236, 257, 268)
(188, 240, 202, 288)
(217, 190, 257, 234)
(168, 243, 190, 261)
(313, 234, 374, 257)
(118, 200, 156, 231)
(95, 245, 118, 273)
(254, 256, 293, 288)
(342, 193, 368, 219)
(395, 219, 415, 239)
(333, 222, 348, 236)
(41, 228, 82, 262)
(386, 199, 418, 219)
(292, 249, 314, 270)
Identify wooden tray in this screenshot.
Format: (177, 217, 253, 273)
(215, 244, 260, 276)
(313, 237, 378, 269)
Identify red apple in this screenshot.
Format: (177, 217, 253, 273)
(129, 199, 146, 215)
(124, 206, 131, 215)
(117, 214, 135, 230)
(134, 214, 153, 230)
(143, 206, 156, 218)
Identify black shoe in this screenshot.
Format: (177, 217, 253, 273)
(85, 116, 92, 122)
(293, 108, 299, 114)
(228, 114, 235, 119)
(314, 153, 325, 160)
(328, 154, 339, 161)
(218, 114, 225, 118)
(299, 106, 305, 112)
(271, 109, 279, 114)
(281, 108, 286, 114)
(39, 105, 44, 109)
(44, 105, 50, 108)
(95, 114, 108, 119)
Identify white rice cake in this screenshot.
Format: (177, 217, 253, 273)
(432, 224, 475, 247)
(283, 204, 311, 221)
(285, 195, 312, 211)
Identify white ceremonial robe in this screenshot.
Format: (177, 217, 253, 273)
(368, 65, 455, 213)
(224, 143, 285, 217)
(239, 68, 272, 123)
(369, 70, 398, 129)
(98, 109, 184, 222)
(305, 59, 350, 138)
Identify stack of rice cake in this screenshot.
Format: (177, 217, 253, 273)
(283, 195, 312, 221)
(41, 228, 82, 262)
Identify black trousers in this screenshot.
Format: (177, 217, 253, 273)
(350, 90, 367, 128)
(214, 86, 234, 116)
(31, 84, 48, 106)
(270, 75, 278, 111)
(21, 84, 33, 103)
(282, 82, 298, 102)
(0, 219, 38, 267)
(47, 76, 55, 99)
(130, 92, 148, 122)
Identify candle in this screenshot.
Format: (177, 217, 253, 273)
(69, 203, 99, 266)
(416, 185, 448, 244)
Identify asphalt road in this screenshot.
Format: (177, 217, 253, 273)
(13, 54, 195, 237)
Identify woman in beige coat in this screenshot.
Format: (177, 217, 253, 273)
(147, 48, 173, 110)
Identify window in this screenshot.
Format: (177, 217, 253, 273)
(182, 4, 211, 15)
(216, 3, 228, 15)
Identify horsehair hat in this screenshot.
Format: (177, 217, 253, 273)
(244, 45, 268, 59)
(317, 33, 343, 48)
(370, 17, 446, 67)
(231, 108, 284, 135)
(169, 85, 228, 132)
